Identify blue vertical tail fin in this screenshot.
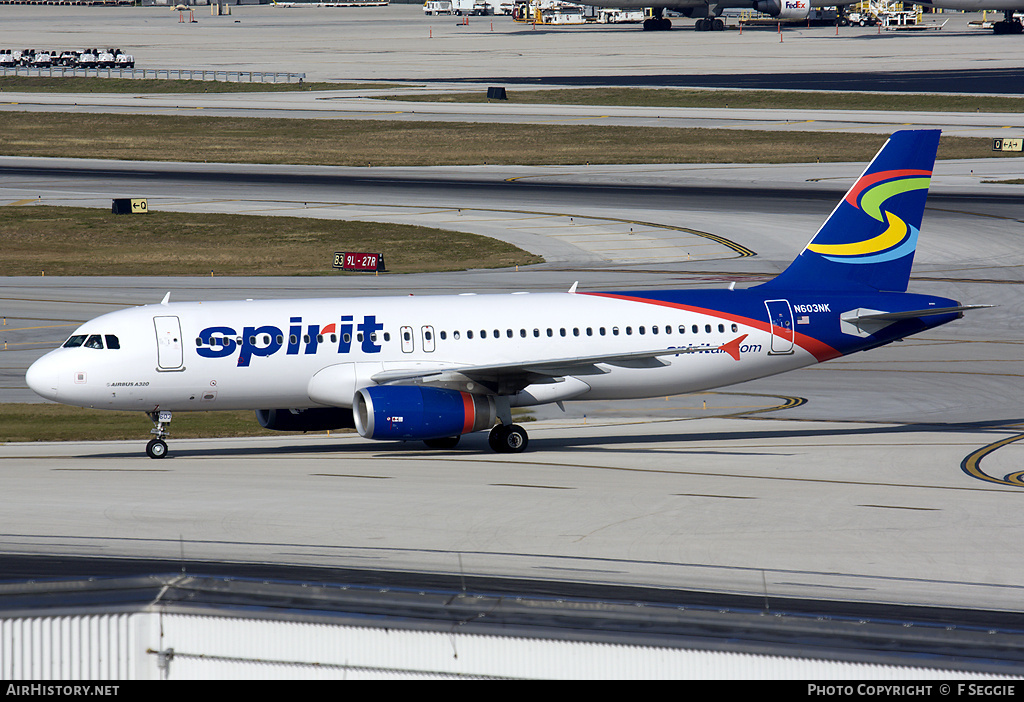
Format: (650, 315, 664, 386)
(760, 129, 940, 293)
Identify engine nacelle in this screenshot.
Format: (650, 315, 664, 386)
(753, 0, 811, 19)
(255, 407, 355, 432)
(353, 386, 497, 441)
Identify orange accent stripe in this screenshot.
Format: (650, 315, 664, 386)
(461, 391, 475, 435)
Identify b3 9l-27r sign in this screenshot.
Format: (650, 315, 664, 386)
(333, 252, 386, 272)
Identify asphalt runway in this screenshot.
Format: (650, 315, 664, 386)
(450, 67, 1024, 94)
(1, 4, 1024, 626)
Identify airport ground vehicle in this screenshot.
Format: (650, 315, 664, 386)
(424, 0, 454, 13)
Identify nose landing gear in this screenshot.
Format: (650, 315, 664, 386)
(146, 410, 172, 459)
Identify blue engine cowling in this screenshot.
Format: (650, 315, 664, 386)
(353, 386, 497, 441)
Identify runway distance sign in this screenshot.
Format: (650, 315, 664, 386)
(334, 251, 385, 272)
(992, 138, 1023, 152)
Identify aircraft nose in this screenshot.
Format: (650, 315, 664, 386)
(25, 354, 59, 401)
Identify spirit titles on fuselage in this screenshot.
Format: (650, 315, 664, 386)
(197, 315, 384, 366)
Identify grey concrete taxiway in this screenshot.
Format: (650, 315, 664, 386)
(1, 4, 1021, 83)
(2, 154, 1023, 614)
(4, 90, 1024, 138)
(4, 416, 1024, 614)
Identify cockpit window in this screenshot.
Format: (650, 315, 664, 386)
(63, 334, 120, 349)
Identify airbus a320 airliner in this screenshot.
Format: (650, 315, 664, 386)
(26, 130, 985, 458)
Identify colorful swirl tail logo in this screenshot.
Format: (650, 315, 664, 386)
(808, 169, 931, 265)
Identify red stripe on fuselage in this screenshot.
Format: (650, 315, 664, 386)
(461, 391, 475, 435)
(583, 292, 841, 363)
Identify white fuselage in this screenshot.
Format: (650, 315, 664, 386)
(26, 291, 812, 414)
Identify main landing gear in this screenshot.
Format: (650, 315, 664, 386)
(489, 423, 529, 453)
(694, 17, 725, 31)
(146, 410, 172, 459)
(422, 424, 529, 453)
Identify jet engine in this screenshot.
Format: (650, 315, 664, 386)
(353, 386, 497, 441)
(255, 407, 355, 432)
(753, 0, 811, 19)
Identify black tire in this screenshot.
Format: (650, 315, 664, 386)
(489, 424, 528, 453)
(146, 438, 168, 459)
(488, 425, 508, 452)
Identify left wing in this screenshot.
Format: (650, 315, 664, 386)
(370, 344, 705, 395)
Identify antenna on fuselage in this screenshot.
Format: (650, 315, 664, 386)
(160, 292, 171, 306)
(568, 281, 578, 294)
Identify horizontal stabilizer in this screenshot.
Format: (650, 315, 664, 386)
(840, 304, 991, 338)
(847, 305, 992, 322)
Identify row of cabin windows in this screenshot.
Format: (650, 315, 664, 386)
(439, 323, 739, 341)
(195, 324, 741, 348)
(63, 334, 120, 350)
(197, 332, 392, 347)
